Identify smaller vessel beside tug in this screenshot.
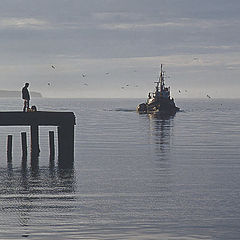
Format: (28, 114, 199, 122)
(137, 64, 179, 115)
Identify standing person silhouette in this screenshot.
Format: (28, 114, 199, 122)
(22, 83, 30, 112)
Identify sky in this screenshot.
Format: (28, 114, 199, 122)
(0, 0, 240, 98)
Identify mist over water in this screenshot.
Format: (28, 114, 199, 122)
(0, 98, 240, 239)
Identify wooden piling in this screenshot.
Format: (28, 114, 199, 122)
(31, 124, 40, 157)
(58, 125, 74, 168)
(49, 131, 55, 160)
(7, 135, 13, 161)
(21, 132, 27, 159)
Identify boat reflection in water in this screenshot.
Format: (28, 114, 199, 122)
(148, 112, 175, 157)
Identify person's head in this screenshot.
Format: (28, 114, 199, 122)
(25, 83, 29, 87)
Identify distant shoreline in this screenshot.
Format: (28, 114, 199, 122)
(0, 90, 42, 98)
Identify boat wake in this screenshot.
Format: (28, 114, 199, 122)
(104, 108, 136, 112)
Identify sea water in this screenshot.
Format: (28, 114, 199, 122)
(0, 98, 240, 240)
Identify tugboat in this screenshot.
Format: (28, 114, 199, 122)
(137, 64, 179, 115)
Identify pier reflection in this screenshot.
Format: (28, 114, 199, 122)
(0, 162, 76, 229)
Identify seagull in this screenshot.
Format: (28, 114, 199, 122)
(51, 65, 56, 69)
(206, 94, 211, 99)
(47, 82, 51, 86)
(178, 90, 181, 93)
(82, 74, 86, 77)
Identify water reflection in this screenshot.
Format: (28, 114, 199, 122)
(148, 113, 174, 156)
(30, 154, 39, 177)
(0, 163, 76, 230)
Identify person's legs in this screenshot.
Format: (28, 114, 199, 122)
(23, 100, 26, 112)
(26, 100, 29, 110)
(23, 99, 29, 112)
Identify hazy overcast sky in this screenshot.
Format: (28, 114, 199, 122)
(0, 0, 240, 98)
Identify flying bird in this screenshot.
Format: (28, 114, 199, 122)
(82, 74, 86, 77)
(47, 82, 51, 86)
(51, 65, 56, 69)
(105, 72, 110, 75)
(206, 94, 211, 99)
(178, 90, 181, 93)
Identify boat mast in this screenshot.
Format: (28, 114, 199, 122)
(155, 64, 165, 94)
(159, 64, 165, 92)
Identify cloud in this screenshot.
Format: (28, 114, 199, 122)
(0, 17, 48, 29)
(100, 22, 183, 30)
(98, 17, 238, 31)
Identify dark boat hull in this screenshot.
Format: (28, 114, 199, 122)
(137, 99, 179, 115)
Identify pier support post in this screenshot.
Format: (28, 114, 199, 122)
(21, 132, 27, 159)
(7, 135, 13, 161)
(30, 124, 40, 157)
(58, 124, 74, 168)
(49, 131, 55, 164)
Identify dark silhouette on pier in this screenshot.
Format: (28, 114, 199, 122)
(22, 83, 30, 112)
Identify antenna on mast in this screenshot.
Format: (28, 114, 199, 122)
(155, 64, 165, 92)
(160, 64, 165, 92)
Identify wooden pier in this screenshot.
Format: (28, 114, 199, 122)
(0, 111, 76, 168)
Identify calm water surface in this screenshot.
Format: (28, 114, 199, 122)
(0, 98, 240, 240)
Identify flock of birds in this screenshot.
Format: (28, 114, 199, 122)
(49, 64, 213, 99)
(49, 65, 140, 90)
(178, 89, 212, 99)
